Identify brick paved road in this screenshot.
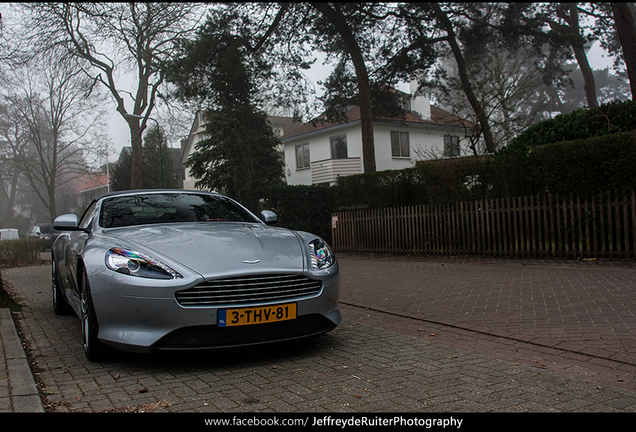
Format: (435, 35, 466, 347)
(3, 255, 636, 413)
(337, 255, 636, 392)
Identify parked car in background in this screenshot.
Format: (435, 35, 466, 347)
(51, 190, 341, 361)
(26, 224, 60, 251)
(0, 228, 20, 241)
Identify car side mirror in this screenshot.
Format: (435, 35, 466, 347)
(53, 214, 81, 231)
(260, 210, 278, 225)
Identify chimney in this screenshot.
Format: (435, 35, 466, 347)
(409, 80, 430, 120)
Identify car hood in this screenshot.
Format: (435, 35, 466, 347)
(100, 222, 306, 278)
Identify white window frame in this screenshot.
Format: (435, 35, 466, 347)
(391, 131, 410, 158)
(444, 135, 460, 157)
(330, 134, 348, 160)
(295, 143, 310, 169)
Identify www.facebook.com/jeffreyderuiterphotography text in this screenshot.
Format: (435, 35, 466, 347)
(203, 414, 464, 428)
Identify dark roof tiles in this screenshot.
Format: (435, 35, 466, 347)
(282, 104, 472, 140)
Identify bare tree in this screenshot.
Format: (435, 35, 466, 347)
(435, 44, 568, 149)
(0, 58, 107, 222)
(0, 5, 22, 63)
(0, 104, 21, 227)
(22, 3, 204, 189)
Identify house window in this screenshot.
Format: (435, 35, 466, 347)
(330, 134, 348, 159)
(444, 135, 460, 157)
(391, 131, 410, 158)
(295, 143, 310, 169)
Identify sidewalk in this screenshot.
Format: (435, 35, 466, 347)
(0, 308, 44, 412)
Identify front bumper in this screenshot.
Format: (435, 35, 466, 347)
(87, 266, 340, 353)
(154, 310, 341, 351)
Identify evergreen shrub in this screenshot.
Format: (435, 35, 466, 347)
(0, 239, 42, 267)
(523, 131, 636, 197)
(263, 185, 336, 243)
(511, 99, 636, 147)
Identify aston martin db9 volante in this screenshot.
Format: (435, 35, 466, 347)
(51, 190, 340, 361)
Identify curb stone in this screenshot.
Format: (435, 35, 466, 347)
(0, 308, 44, 413)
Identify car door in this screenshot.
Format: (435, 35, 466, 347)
(67, 202, 99, 306)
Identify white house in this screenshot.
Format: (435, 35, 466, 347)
(180, 110, 303, 190)
(281, 85, 475, 186)
(77, 174, 110, 208)
(180, 110, 208, 191)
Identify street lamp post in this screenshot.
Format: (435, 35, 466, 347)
(123, 113, 164, 188)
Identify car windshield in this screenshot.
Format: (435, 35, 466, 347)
(99, 193, 259, 229)
(40, 225, 57, 234)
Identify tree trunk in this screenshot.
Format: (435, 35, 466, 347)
(129, 122, 144, 190)
(47, 182, 57, 223)
(612, 3, 636, 99)
(350, 51, 376, 173)
(1, 171, 20, 227)
(313, 3, 377, 173)
(568, 4, 598, 107)
(571, 44, 598, 107)
(432, 4, 497, 153)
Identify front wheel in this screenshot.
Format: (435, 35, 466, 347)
(79, 269, 108, 361)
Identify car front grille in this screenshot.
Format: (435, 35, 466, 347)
(175, 274, 323, 307)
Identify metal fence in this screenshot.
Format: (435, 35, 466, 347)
(331, 190, 636, 259)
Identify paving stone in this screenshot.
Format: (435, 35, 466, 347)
(3, 257, 636, 414)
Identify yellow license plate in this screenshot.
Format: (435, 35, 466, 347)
(219, 303, 297, 327)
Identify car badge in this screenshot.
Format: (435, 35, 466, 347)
(242, 260, 261, 264)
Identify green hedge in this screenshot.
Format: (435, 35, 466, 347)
(263, 185, 336, 243)
(0, 239, 42, 267)
(335, 129, 636, 204)
(262, 158, 496, 242)
(526, 131, 636, 196)
(496, 130, 636, 197)
(335, 156, 496, 209)
(334, 168, 428, 209)
(511, 99, 636, 147)
(496, 99, 636, 197)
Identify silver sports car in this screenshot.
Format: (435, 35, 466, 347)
(51, 190, 340, 361)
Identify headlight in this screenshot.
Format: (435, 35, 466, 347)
(308, 239, 335, 270)
(105, 248, 182, 279)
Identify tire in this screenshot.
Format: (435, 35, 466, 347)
(52, 258, 72, 315)
(79, 269, 108, 361)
